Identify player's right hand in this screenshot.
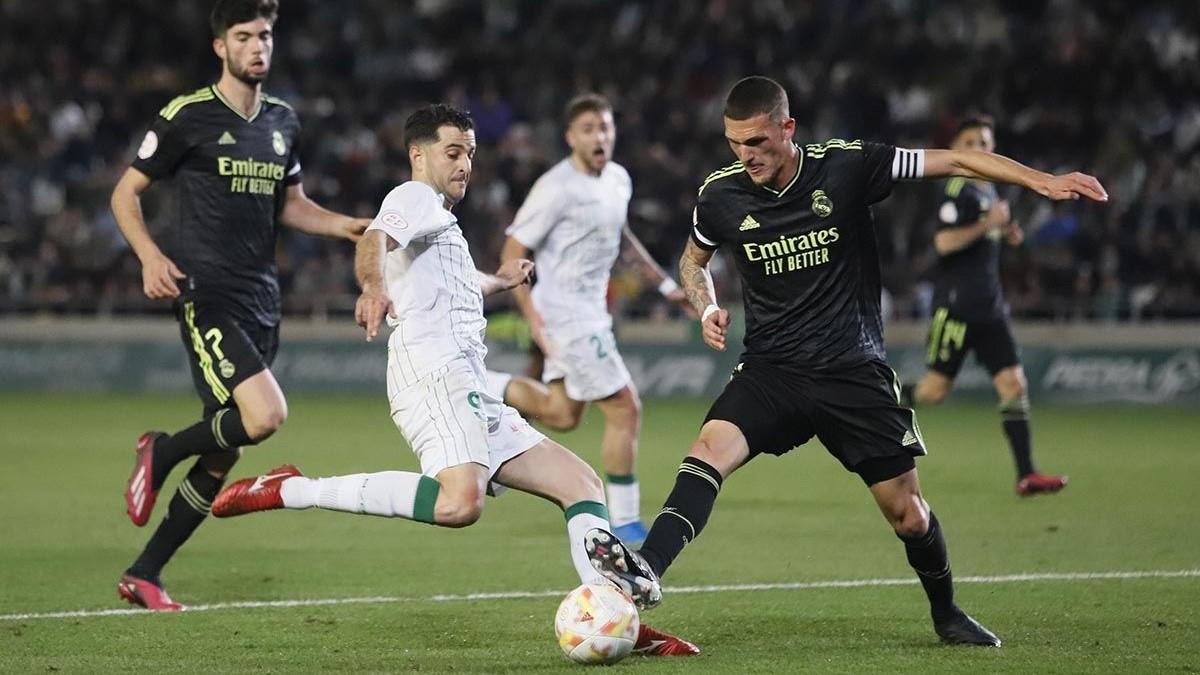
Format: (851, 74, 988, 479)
(1036, 172, 1109, 202)
(355, 284, 397, 342)
(702, 306, 730, 352)
(141, 254, 186, 300)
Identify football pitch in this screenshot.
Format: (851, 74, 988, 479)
(1, 394, 1196, 673)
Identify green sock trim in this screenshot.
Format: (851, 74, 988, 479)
(413, 476, 440, 523)
(606, 473, 636, 485)
(564, 500, 609, 522)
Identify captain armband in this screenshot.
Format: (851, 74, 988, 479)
(892, 148, 925, 181)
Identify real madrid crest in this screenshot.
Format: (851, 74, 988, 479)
(811, 189, 833, 218)
(272, 130, 287, 156)
(219, 359, 236, 379)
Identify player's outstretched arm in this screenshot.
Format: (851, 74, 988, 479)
(623, 226, 697, 317)
(353, 230, 396, 342)
(679, 239, 729, 352)
(110, 167, 186, 299)
(479, 259, 535, 297)
(280, 183, 370, 241)
(923, 149, 1108, 203)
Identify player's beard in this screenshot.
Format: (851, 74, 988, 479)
(229, 58, 268, 87)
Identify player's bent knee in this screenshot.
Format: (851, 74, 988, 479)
(435, 492, 485, 528)
(243, 404, 288, 441)
(890, 498, 931, 538)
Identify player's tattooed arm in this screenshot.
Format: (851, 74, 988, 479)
(680, 239, 730, 351)
(923, 149, 1108, 203)
(354, 230, 397, 342)
(623, 226, 695, 316)
(679, 238, 717, 316)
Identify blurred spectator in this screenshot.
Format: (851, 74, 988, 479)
(0, 0, 1197, 320)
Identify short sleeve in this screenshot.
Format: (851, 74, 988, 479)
(937, 181, 982, 230)
(130, 115, 192, 180)
(861, 142, 897, 205)
(505, 175, 561, 250)
(283, 129, 303, 186)
(366, 182, 453, 248)
(691, 200, 721, 251)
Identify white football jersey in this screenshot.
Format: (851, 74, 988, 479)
(367, 181, 486, 387)
(506, 158, 631, 332)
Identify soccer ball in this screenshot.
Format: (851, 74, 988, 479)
(554, 583, 639, 665)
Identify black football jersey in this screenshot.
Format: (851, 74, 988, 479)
(692, 140, 921, 369)
(931, 178, 1006, 320)
(132, 85, 303, 326)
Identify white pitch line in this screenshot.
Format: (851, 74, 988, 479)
(2, 569, 1196, 622)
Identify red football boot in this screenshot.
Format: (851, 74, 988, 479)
(634, 624, 700, 656)
(212, 464, 303, 517)
(125, 432, 167, 527)
(1016, 472, 1068, 497)
(117, 573, 183, 612)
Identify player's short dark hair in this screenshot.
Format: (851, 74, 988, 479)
(210, 0, 278, 39)
(564, 93, 612, 127)
(954, 112, 995, 137)
(403, 104, 475, 151)
(724, 76, 789, 122)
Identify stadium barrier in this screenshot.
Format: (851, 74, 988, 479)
(1, 318, 1197, 404)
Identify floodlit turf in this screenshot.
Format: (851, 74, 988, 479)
(1, 394, 1197, 673)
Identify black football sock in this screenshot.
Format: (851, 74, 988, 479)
(638, 457, 723, 578)
(152, 408, 254, 490)
(900, 383, 916, 408)
(1000, 394, 1035, 478)
(128, 461, 225, 580)
(898, 512, 956, 619)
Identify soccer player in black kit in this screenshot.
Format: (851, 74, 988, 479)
(900, 115, 1067, 497)
(587, 77, 1107, 646)
(109, 0, 368, 610)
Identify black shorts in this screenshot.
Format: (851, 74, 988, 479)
(174, 296, 279, 416)
(925, 308, 1020, 378)
(704, 358, 927, 485)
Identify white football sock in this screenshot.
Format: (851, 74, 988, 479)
(605, 478, 640, 527)
(565, 501, 611, 586)
(280, 472, 439, 522)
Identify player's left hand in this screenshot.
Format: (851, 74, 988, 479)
(1036, 172, 1109, 202)
(496, 258, 535, 290)
(345, 218, 370, 243)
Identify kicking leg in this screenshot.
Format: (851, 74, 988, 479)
(493, 439, 698, 656)
(215, 461, 490, 528)
(500, 376, 586, 432)
(868, 465, 1000, 646)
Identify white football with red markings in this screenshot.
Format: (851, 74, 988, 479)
(554, 583, 639, 665)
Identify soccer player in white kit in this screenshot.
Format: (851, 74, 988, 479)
(485, 94, 692, 545)
(212, 104, 697, 656)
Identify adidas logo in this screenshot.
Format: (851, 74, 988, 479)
(218, 131, 236, 145)
(901, 429, 919, 446)
(738, 215, 760, 231)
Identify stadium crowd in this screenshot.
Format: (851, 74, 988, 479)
(1, 0, 1197, 320)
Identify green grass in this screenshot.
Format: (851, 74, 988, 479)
(1, 395, 1197, 673)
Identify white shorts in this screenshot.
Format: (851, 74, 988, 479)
(542, 326, 632, 402)
(387, 354, 546, 480)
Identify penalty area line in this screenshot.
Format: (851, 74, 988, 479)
(2, 568, 1197, 622)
